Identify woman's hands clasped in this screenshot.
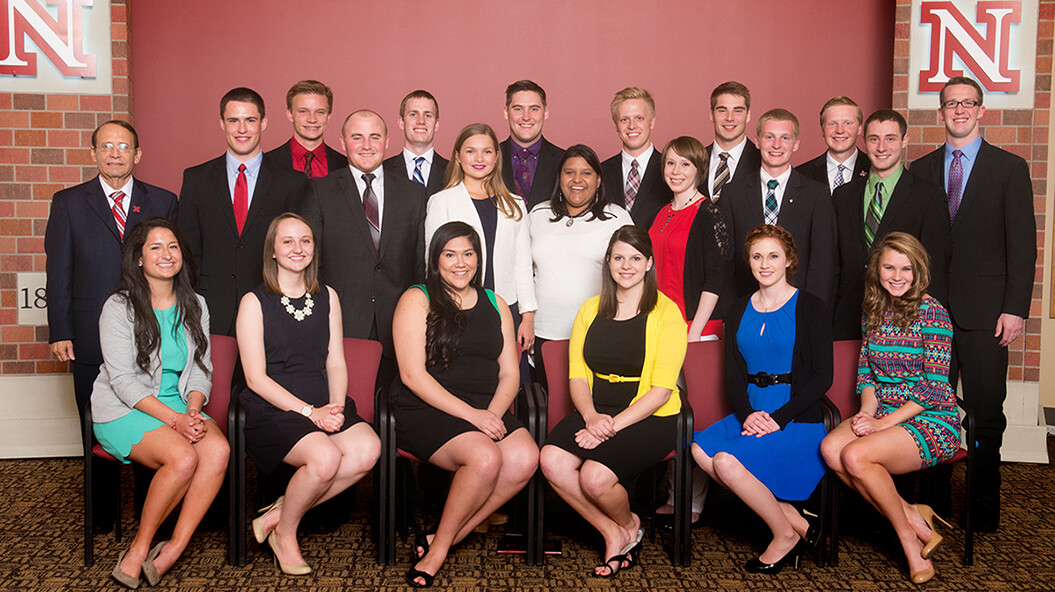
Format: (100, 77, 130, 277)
(309, 403, 345, 433)
(468, 408, 507, 441)
(575, 413, 617, 450)
(740, 410, 780, 437)
(174, 409, 206, 443)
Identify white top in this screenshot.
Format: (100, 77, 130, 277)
(826, 149, 861, 193)
(425, 182, 537, 312)
(707, 137, 749, 186)
(759, 167, 793, 213)
(528, 202, 633, 339)
(401, 147, 435, 182)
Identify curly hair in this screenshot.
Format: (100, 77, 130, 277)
(743, 224, 799, 281)
(862, 232, 931, 333)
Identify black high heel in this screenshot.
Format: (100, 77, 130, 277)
(743, 540, 806, 575)
(800, 509, 820, 548)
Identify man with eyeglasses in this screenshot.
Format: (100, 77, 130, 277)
(44, 120, 178, 533)
(911, 76, 1037, 532)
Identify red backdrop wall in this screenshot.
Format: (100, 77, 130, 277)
(131, 0, 894, 192)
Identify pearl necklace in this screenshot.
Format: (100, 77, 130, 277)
(281, 293, 314, 321)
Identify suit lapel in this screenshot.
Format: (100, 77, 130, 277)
(846, 179, 868, 251)
(242, 158, 276, 236)
(378, 174, 406, 257)
(953, 141, 988, 227)
(124, 179, 149, 234)
(86, 178, 123, 242)
(777, 172, 800, 225)
(338, 170, 379, 259)
(500, 139, 515, 193)
(210, 158, 239, 237)
(877, 171, 911, 236)
(747, 173, 765, 224)
(633, 151, 662, 216)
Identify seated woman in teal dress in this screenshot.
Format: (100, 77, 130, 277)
(691, 224, 832, 575)
(821, 232, 961, 586)
(91, 218, 229, 589)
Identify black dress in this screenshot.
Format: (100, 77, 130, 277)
(394, 286, 524, 460)
(241, 285, 365, 474)
(545, 312, 677, 484)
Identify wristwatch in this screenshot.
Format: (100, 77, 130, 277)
(300, 404, 313, 417)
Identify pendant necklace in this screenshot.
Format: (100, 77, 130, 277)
(660, 191, 701, 232)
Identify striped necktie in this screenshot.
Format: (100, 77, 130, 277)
(413, 156, 426, 185)
(111, 191, 126, 239)
(712, 151, 730, 201)
(864, 181, 883, 247)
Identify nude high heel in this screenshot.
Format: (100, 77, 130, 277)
(916, 504, 952, 559)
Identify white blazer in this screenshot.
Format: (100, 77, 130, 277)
(425, 182, 537, 312)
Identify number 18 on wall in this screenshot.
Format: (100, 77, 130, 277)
(17, 272, 47, 326)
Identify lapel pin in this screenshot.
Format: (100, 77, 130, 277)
(132, 205, 141, 213)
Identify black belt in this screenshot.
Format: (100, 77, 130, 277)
(747, 372, 792, 387)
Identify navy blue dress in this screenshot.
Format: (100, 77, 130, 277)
(692, 291, 826, 501)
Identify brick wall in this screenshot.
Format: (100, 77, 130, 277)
(0, 1, 130, 374)
(894, 0, 1050, 382)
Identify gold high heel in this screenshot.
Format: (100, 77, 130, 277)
(267, 531, 311, 576)
(916, 504, 952, 559)
(910, 565, 936, 585)
(252, 495, 284, 544)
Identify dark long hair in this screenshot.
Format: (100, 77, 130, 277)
(424, 221, 483, 369)
(598, 225, 658, 319)
(117, 218, 210, 376)
(547, 144, 612, 222)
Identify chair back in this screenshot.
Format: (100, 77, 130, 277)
(343, 337, 383, 423)
(540, 340, 573, 435)
(682, 339, 733, 431)
(205, 334, 239, 436)
(825, 340, 863, 424)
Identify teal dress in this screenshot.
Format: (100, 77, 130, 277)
(94, 305, 203, 463)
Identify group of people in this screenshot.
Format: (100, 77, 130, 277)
(43, 74, 1035, 588)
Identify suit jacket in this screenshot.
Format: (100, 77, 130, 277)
(301, 162, 426, 356)
(795, 149, 870, 194)
(911, 140, 1036, 330)
(702, 140, 762, 199)
(45, 177, 178, 366)
(265, 139, 347, 177)
(382, 151, 450, 196)
(831, 169, 951, 339)
(718, 169, 836, 304)
(600, 150, 672, 228)
(178, 154, 306, 336)
(500, 136, 565, 209)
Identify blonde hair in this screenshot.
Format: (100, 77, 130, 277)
(444, 123, 522, 221)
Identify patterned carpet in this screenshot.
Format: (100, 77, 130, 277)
(1, 438, 1053, 591)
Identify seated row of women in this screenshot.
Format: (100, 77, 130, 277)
(91, 213, 959, 589)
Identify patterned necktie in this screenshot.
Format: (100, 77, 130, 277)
(513, 148, 532, 196)
(413, 156, 426, 185)
(111, 191, 126, 239)
(362, 173, 380, 253)
(764, 179, 780, 225)
(302, 150, 315, 179)
(834, 164, 846, 189)
(865, 181, 883, 247)
(233, 163, 248, 235)
(625, 160, 641, 211)
(712, 151, 731, 201)
(947, 149, 963, 224)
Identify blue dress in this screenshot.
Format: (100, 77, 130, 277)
(692, 291, 827, 501)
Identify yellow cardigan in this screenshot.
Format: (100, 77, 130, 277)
(568, 293, 687, 417)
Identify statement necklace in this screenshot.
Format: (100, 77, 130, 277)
(659, 191, 702, 232)
(281, 292, 314, 321)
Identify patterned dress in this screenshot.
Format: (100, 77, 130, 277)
(858, 296, 961, 468)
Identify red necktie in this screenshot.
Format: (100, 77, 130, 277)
(234, 163, 248, 234)
(111, 191, 126, 239)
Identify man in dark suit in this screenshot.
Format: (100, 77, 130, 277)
(45, 120, 178, 531)
(911, 77, 1036, 531)
(600, 87, 671, 227)
(302, 109, 426, 384)
(719, 109, 836, 304)
(832, 110, 951, 340)
(703, 81, 761, 201)
(796, 96, 870, 193)
(178, 87, 306, 336)
(266, 80, 346, 178)
(499, 79, 564, 209)
(382, 89, 449, 196)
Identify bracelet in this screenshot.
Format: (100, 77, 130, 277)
(171, 414, 179, 430)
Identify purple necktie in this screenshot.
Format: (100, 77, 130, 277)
(947, 149, 963, 224)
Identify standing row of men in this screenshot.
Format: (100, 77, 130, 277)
(46, 76, 1034, 534)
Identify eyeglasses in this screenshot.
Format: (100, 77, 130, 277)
(95, 142, 133, 152)
(941, 99, 980, 109)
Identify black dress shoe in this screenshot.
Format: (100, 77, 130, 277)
(743, 540, 805, 575)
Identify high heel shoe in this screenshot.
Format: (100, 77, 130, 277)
(743, 540, 805, 575)
(916, 504, 952, 559)
(910, 565, 936, 585)
(267, 531, 311, 576)
(111, 551, 141, 589)
(253, 496, 284, 544)
(141, 540, 167, 586)
(799, 508, 820, 548)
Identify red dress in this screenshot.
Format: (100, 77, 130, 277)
(649, 201, 722, 336)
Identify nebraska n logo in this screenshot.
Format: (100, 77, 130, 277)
(919, 0, 1022, 92)
(0, 0, 96, 77)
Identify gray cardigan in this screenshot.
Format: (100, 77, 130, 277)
(90, 293, 212, 423)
